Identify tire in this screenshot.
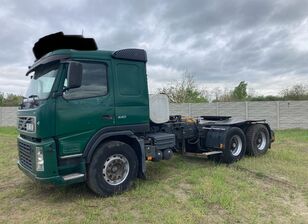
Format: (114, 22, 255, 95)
(221, 127, 246, 163)
(246, 124, 270, 156)
(87, 141, 138, 196)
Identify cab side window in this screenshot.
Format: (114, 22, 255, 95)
(64, 62, 107, 99)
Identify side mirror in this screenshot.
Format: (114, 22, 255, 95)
(67, 62, 82, 89)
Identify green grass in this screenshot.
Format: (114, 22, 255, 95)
(0, 127, 307, 223)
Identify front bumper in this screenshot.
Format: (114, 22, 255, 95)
(18, 160, 66, 185)
(17, 136, 85, 185)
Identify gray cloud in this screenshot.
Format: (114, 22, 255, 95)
(0, 0, 307, 96)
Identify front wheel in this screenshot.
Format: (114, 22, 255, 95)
(87, 141, 138, 196)
(221, 127, 246, 163)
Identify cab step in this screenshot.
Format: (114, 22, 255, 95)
(204, 151, 223, 156)
(62, 173, 85, 181)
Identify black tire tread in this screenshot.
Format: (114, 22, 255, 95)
(246, 124, 270, 156)
(87, 141, 138, 196)
(223, 127, 246, 163)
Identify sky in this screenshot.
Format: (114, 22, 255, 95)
(0, 0, 308, 97)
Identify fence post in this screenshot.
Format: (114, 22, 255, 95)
(188, 103, 191, 116)
(216, 102, 219, 116)
(276, 101, 280, 129)
(245, 101, 249, 119)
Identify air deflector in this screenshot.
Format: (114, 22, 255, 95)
(33, 32, 97, 60)
(112, 49, 147, 62)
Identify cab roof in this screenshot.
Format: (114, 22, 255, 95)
(33, 32, 147, 63)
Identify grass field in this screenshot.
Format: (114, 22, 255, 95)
(0, 127, 307, 224)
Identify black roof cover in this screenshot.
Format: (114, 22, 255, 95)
(33, 32, 97, 60)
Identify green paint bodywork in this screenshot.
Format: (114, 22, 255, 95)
(17, 49, 149, 185)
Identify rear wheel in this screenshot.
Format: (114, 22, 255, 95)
(87, 141, 138, 196)
(246, 124, 270, 156)
(221, 127, 246, 163)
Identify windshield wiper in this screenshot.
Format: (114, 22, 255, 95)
(28, 95, 39, 99)
(20, 95, 40, 109)
(25, 95, 40, 108)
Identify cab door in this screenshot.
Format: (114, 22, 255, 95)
(55, 60, 114, 156)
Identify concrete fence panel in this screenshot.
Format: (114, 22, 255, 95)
(218, 102, 246, 120)
(0, 107, 18, 127)
(190, 103, 217, 117)
(279, 101, 308, 129)
(170, 101, 308, 130)
(248, 101, 278, 129)
(1, 101, 308, 129)
(169, 103, 190, 116)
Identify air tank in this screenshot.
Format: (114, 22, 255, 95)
(149, 94, 170, 124)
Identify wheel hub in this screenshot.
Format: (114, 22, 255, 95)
(230, 135, 242, 156)
(256, 132, 266, 150)
(102, 154, 129, 186)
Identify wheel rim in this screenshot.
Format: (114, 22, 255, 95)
(102, 154, 129, 186)
(256, 132, 266, 150)
(230, 135, 242, 156)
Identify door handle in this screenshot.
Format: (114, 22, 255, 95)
(102, 115, 113, 120)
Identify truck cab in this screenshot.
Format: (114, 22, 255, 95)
(18, 33, 151, 193)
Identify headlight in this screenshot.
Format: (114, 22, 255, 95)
(36, 147, 44, 171)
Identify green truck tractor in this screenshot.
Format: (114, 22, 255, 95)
(17, 32, 274, 196)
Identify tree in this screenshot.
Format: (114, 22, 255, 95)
(0, 92, 4, 106)
(211, 87, 222, 102)
(211, 81, 248, 102)
(281, 84, 308, 100)
(231, 81, 248, 101)
(0, 93, 23, 106)
(159, 73, 208, 103)
(249, 95, 283, 101)
(211, 87, 233, 102)
(4, 94, 23, 106)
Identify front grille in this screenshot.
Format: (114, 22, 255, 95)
(18, 117, 35, 132)
(18, 141, 33, 170)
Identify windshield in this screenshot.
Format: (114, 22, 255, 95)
(25, 62, 59, 100)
